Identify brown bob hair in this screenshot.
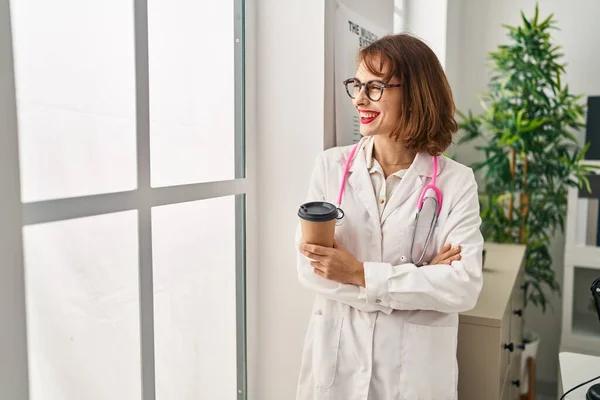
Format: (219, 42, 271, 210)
(359, 34, 457, 155)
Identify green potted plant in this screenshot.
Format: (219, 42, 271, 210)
(457, 4, 598, 394)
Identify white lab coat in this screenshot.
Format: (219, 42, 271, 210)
(296, 143, 484, 400)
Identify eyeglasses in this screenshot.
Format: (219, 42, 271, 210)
(343, 78, 402, 102)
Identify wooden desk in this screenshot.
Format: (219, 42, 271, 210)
(458, 243, 527, 400)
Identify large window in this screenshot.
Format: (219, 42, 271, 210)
(3, 0, 248, 398)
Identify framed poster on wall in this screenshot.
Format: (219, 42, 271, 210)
(334, 2, 388, 146)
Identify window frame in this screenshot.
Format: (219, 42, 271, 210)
(0, 0, 29, 397)
(1, 0, 251, 398)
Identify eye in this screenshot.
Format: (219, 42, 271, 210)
(367, 81, 383, 94)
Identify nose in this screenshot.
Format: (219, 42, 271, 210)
(353, 85, 369, 108)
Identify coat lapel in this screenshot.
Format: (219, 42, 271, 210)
(345, 146, 381, 225)
(380, 152, 444, 224)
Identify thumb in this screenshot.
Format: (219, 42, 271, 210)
(333, 239, 343, 249)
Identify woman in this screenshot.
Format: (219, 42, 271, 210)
(296, 34, 484, 400)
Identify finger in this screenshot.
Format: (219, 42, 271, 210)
(439, 254, 462, 265)
(301, 243, 332, 256)
(299, 244, 327, 260)
(311, 261, 325, 272)
(444, 245, 460, 254)
(431, 245, 451, 264)
(433, 245, 452, 261)
(302, 250, 327, 262)
(440, 245, 461, 259)
(433, 256, 451, 265)
(313, 266, 327, 279)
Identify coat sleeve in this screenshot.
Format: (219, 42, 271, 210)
(362, 169, 484, 313)
(296, 153, 392, 314)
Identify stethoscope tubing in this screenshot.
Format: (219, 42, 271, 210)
(335, 137, 443, 266)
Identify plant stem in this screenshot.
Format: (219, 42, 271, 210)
(509, 148, 516, 242)
(520, 153, 529, 244)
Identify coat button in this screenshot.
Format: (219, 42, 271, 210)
(375, 299, 382, 304)
(400, 256, 407, 262)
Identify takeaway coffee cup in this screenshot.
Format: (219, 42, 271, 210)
(297, 201, 339, 247)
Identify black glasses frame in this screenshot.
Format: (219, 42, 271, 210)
(343, 78, 402, 102)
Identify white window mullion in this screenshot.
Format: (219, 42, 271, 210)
(5, 0, 250, 397)
(21, 179, 249, 226)
(234, 1, 248, 396)
(0, 0, 29, 397)
(133, 0, 156, 398)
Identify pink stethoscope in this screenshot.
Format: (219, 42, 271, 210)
(334, 138, 443, 265)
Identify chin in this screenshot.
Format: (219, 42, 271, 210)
(359, 129, 376, 137)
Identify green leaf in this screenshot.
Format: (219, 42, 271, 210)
(521, 11, 532, 31)
(520, 118, 547, 133)
(577, 142, 591, 162)
(455, 109, 468, 120)
(562, 130, 578, 144)
(515, 108, 526, 129)
(539, 13, 555, 29)
(583, 176, 592, 193)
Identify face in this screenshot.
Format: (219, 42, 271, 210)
(351, 60, 403, 138)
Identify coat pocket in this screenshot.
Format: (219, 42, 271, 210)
(399, 322, 457, 400)
(312, 314, 343, 389)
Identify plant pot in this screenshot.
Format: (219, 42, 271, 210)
(519, 330, 540, 394)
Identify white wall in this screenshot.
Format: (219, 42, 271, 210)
(255, 1, 392, 398)
(255, 1, 325, 398)
(450, 0, 600, 389)
(339, 0, 394, 33)
(405, 0, 448, 69)
(444, 0, 462, 105)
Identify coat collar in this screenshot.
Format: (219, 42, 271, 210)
(341, 137, 444, 179)
(338, 137, 445, 224)
(342, 141, 380, 224)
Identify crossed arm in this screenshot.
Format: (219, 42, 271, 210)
(296, 155, 484, 314)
